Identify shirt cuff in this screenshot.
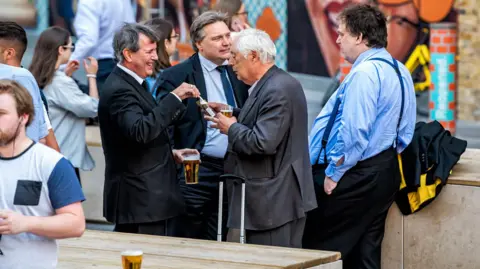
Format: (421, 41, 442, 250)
(170, 92, 182, 102)
(325, 164, 344, 183)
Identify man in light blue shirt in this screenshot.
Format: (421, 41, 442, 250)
(303, 4, 416, 269)
(0, 22, 48, 142)
(70, 0, 135, 93)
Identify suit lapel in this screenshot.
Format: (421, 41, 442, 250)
(238, 66, 278, 122)
(191, 53, 208, 100)
(114, 67, 156, 108)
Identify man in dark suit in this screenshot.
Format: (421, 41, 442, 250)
(98, 23, 200, 235)
(207, 28, 317, 247)
(155, 11, 249, 240)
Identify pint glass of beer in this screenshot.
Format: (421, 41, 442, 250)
(220, 105, 233, 118)
(121, 250, 143, 269)
(183, 154, 200, 184)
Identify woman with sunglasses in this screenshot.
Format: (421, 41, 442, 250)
(29, 26, 99, 182)
(143, 18, 179, 97)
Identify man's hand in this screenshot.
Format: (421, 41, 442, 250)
(65, 60, 80, 77)
(0, 210, 29, 235)
(324, 176, 337, 195)
(172, 148, 200, 164)
(205, 113, 237, 135)
(208, 102, 227, 113)
(171, 83, 201, 100)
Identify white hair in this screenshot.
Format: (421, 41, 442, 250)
(233, 28, 276, 64)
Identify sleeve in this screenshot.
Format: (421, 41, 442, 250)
(70, 0, 99, 61)
(43, 104, 52, 130)
(228, 85, 291, 156)
(47, 158, 85, 210)
(50, 77, 98, 118)
(109, 87, 185, 144)
(325, 71, 379, 182)
(15, 74, 48, 140)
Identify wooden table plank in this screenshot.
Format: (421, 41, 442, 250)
(59, 230, 340, 268)
(58, 247, 281, 269)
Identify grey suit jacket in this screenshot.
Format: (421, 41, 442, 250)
(224, 66, 318, 231)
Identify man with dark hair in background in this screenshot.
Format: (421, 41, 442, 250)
(305, 4, 416, 269)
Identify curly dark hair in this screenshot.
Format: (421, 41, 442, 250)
(339, 4, 388, 48)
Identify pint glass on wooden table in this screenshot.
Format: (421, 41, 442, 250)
(220, 105, 233, 118)
(121, 250, 143, 269)
(183, 154, 200, 184)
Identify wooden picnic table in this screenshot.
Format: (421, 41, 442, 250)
(58, 230, 341, 269)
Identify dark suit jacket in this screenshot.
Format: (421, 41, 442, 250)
(155, 53, 249, 151)
(98, 66, 186, 224)
(224, 66, 318, 231)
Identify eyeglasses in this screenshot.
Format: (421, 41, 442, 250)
(62, 43, 75, 52)
(234, 11, 249, 17)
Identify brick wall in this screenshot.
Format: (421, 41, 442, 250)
(455, 0, 480, 121)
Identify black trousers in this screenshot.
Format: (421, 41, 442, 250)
(247, 217, 306, 248)
(114, 218, 173, 236)
(303, 148, 400, 269)
(172, 154, 228, 241)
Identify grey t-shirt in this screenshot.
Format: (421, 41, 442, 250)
(0, 142, 85, 268)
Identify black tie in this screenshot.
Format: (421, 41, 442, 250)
(141, 81, 149, 92)
(216, 65, 236, 107)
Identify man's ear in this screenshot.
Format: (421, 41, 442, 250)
(122, 48, 132, 63)
(250, 51, 258, 62)
(5, 48, 16, 61)
(356, 33, 364, 45)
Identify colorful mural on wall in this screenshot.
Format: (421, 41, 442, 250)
(0, 0, 457, 78)
(288, 0, 457, 77)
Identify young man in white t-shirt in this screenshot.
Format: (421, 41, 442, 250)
(0, 79, 86, 268)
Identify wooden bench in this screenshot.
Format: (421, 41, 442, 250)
(58, 230, 342, 268)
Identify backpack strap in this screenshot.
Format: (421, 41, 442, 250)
(369, 57, 405, 149)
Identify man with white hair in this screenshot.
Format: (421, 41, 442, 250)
(207, 28, 317, 247)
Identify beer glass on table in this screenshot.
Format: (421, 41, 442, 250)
(121, 250, 143, 269)
(220, 104, 233, 118)
(183, 153, 200, 184)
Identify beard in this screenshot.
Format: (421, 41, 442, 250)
(0, 124, 20, 147)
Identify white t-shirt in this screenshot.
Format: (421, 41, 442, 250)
(0, 143, 85, 268)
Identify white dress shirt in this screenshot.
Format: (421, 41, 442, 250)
(117, 64, 144, 85)
(117, 64, 182, 101)
(71, 0, 135, 61)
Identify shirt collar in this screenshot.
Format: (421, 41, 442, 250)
(198, 53, 228, 72)
(351, 47, 386, 69)
(117, 63, 144, 85)
(248, 80, 259, 96)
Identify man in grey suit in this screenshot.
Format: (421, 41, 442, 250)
(207, 28, 317, 248)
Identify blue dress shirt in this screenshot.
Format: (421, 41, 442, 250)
(309, 48, 417, 182)
(0, 64, 48, 141)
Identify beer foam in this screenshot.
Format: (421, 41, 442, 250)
(183, 154, 200, 161)
(121, 250, 143, 256)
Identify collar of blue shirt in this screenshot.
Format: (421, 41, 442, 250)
(198, 53, 229, 72)
(351, 47, 386, 69)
